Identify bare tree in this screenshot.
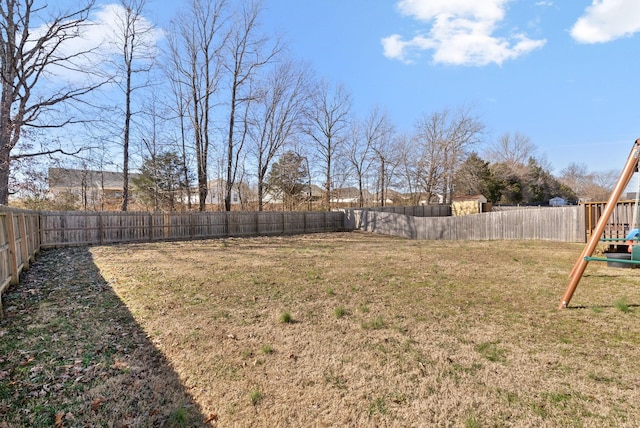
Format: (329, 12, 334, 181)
(107, 0, 157, 211)
(223, 0, 279, 212)
(168, 0, 228, 211)
(441, 107, 484, 202)
(593, 170, 618, 197)
(250, 59, 310, 211)
(162, 23, 197, 211)
(346, 106, 393, 207)
(0, 0, 106, 204)
(414, 111, 448, 204)
(304, 80, 351, 210)
(414, 107, 483, 204)
(485, 131, 535, 167)
(559, 162, 592, 200)
(394, 133, 421, 205)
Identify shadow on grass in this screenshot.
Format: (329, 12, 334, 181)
(565, 304, 640, 310)
(0, 247, 209, 427)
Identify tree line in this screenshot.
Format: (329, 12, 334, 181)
(1, 0, 617, 212)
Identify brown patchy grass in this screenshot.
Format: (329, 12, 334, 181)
(3, 232, 640, 426)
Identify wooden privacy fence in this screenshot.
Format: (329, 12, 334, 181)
(0, 203, 610, 318)
(583, 201, 639, 240)
(39, 210, 345, 247)
(344, 206, 585, 242)
(363, 205, 452, 217)
(0, 207, 40, 318)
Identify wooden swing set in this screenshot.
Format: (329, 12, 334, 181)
(560, 138, 640, 309)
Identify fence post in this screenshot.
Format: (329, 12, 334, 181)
(6, 212, 18, 286)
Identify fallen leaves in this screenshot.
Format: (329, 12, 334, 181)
(91, 396, 107, 411)
(205, 412, 219, 423)
(19, 355, 35, 366)
(54, 411, 75, 427)
(54, 412, 64, 427)
(0, 247, 205, 425)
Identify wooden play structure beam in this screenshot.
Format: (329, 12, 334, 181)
(560, 138, 640, 309)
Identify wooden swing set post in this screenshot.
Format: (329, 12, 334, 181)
(560, 138, 640, 309)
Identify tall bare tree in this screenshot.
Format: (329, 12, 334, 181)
(0, 0, 104, 204)
(108, 0, 157, 211)
(441, 107, 484, 202)
(346, 106, 393, 207)
(168, 0, 227, 211)
(414, 111, 448, 204)
(223, 0, 278, 211)
(414, 107, 483, 204)
(250, 59, 310, 211)
(304, 80, 351, 210)
(485, 131, 535, 167)
(164, 54, 193, 210)
(394, 133, 421, 205)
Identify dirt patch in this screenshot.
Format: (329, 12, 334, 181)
(3, 232, 640, 426)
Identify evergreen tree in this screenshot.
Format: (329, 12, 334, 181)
(267, 151, 308, 210)
(133, 152, 190, 211)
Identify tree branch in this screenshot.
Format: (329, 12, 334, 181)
(11, 146, 84, 160)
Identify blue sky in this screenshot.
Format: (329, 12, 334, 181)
(110, 0, 640, 175)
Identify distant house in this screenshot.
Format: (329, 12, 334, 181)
(203, 179, 256, 208)
(331, 187, 370, 204)
(373, 188, 404, 206)
(419, 193, 445, 205)
(263, 184, 323, 204)
(452, 194, 490, 216)
(549, 197, 567, 207)
(48, 167, 139, 210)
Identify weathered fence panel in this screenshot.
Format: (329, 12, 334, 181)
(39, 210, 346, 248)
(0, 208, 40, 318)
(346, 206, 586, 242)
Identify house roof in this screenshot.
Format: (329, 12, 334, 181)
(453, 194, 487, 202)
(49, 168, 139, 190)
(331, 187, 369, 199)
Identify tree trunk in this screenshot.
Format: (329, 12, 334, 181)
(325, 152, 331, 211)
(121, 50, 132, 212)
(257, 180, 263, 211)
(225, 84, 237, 212)
(0, 148, 10, 205)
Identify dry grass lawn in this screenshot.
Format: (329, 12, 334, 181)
(3, 231, 640, 426)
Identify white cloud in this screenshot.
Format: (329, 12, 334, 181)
(571, 0, 640, 43)
(37, 3, 163, 83)
(382, 0, 546, 66)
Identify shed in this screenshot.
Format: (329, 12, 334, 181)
(549, 197, 567, 207)
(452, 194, 489, 216)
